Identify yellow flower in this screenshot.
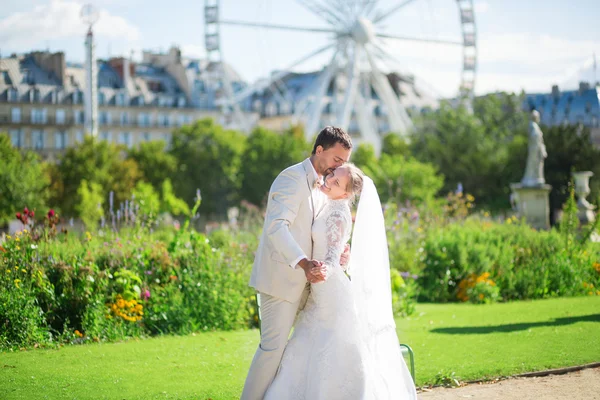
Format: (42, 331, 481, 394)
(14, 279, 21, 288)
(6, 235, 11, 239)
(85, 232, 92, 241)
(15, 246, 20, 250)
(21, 269, 26, 273)
(6, 269, 11, 273)
(23, 229, 28, 234)
(483, 212, 490, 218)
(15, 238, 20, 242)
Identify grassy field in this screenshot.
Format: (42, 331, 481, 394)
(1, 296, 599, 399)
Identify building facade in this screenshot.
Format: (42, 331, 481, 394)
(0, 47, 246, 160)
(524, 82, 600, 146)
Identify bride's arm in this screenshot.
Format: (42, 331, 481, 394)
(324, 209, 351, 271)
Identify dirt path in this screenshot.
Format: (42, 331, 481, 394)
(418, 367, 600, 400)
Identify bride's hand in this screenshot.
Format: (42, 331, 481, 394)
(299, 259, 327, 283)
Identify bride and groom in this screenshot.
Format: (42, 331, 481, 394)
(241, 126, 417, 399)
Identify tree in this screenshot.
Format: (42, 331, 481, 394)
(239, 126, 310, 206)
(160, 179, 190, 217)
(0, 134, 49, 226)
(127, 140, 177, 192)
(410, 93, 528, 210)
(351, 143, 443, 206)
(537, 124, 600, 223)
(169, 119, 246, 216)
(51, 137, 141, 217)
(381, 133, 410, 157)
(76, 180, 104, 231)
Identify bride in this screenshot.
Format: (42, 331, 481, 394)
(264, 163, 417, 400)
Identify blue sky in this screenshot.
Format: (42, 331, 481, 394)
(1, 0, 599, 97)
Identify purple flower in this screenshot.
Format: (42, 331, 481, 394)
(141, 289, 151, 300)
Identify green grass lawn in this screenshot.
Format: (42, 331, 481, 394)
(1, 296, 599, 399)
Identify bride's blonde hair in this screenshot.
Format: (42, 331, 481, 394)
(343, 163, 364, 205)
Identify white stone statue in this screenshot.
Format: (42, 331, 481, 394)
(521, 110, 547, 187)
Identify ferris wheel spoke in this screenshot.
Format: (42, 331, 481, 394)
(370, 41, 447, 100)
(361, 0, 379, 19)
(219, 19, 338, 34)
(295, 0, 347, 27)
(376, 33, 462, 46)
(302, 51, 340, 139)
(364, 47, 413, 135)
(373, 0, 420, 24)
(223, 42, 337, 105)
(354, 77, 381, 154)
(336, 45, 361, 131)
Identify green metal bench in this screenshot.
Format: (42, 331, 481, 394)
(254, 293, 416, 382)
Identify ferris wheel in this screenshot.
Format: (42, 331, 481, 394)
(204, 0, 477, 151)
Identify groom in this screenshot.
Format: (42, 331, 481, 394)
(241, 126, 353, 400)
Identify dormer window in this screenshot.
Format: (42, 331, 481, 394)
(32, 88, 41, 103)
(8, 88, 18, 102)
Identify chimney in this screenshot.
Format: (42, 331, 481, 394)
(31, 51, 66, 85)
(551, 84, 560, 98)
(579, 81, 590, 95)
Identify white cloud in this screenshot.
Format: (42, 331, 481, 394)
(474, 1, 490, 14)
(0, 0, 140, 49)
(179, 44, 206, 59)
(478, 33, 597, 67)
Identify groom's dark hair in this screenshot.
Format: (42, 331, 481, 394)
(311, 126, 353, 155)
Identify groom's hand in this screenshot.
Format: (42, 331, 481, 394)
(298, 258, 327, 283)
(340, 243, 350, 270)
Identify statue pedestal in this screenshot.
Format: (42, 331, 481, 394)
(510, 183, 552, 230)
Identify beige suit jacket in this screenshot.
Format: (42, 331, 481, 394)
(249, 158, 321, 303)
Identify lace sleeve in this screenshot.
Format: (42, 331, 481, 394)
(324, 206, 351, 269)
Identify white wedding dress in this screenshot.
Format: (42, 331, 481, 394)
(264, 178, 417, 400)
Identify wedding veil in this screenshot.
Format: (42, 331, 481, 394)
(348, 176, 417, 399)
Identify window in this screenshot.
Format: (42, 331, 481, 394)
(32, 130, 44, 149)
(31, 109, 47, 124)
(75, 130, 84, 143)
(137, 113, 151, 127)
(120, 112, 129, 126)
(11, 108, 21, 123)
(100, 131, 112, 142)
(118, 132, 131, 147)
(9, 129, 23, 148)
(98, 92, 106, 105)
(32, 89, 41, 103)
(99, 111, 111, 125)
(158, 114, 169, 127)
(178, 97, 186, 108)
(56, 109, 65, 124)
(265, 102, 277, 117)
(74, 110, 84, 124)
(73, 91, 82, 104)
(116, 93, 126, 106)
(142, 132, 151, 142)
(178, 115, 186, 126)
(8, 88, 18, 102)
(54, 131, 67, 149)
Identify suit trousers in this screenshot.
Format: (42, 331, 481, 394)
(240, 283, 310, 400)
